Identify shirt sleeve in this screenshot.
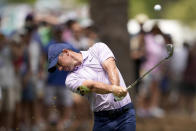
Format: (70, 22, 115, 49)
(65, 73, 86, 94)
(90, 42, 115, 64)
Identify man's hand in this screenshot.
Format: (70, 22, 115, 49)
(77, 86, 90, 96)
(112, 85, 127, 98)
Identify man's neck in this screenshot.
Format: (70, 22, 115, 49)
(72, 52, 83, 66)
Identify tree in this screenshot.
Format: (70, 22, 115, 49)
(89, 0, 134, 86)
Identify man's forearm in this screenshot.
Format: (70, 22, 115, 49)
(82, 80, 113, 94)
(80, 80, 127, 97)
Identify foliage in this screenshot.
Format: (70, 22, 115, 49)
(7, 0, 36, 4)
(164, 0, 196, 24)
(76, 0, 89, 4)
(6, 0, 196, 24)
(130, 0, 196, 24)
(129, 0, 163, 19)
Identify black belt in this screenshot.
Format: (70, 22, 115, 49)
(94, 103, 134, 118)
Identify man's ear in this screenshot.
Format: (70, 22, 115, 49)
(62, 49, 69, 55)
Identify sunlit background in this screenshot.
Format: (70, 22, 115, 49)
(0, 0, 196, 131)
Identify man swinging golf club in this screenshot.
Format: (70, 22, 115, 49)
(48, 42, 173, 130)
(48, 42, 136, 131)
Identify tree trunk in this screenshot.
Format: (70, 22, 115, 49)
(89, 0, 134, 86)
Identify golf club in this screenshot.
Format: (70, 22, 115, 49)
(114, 44, 174, 101)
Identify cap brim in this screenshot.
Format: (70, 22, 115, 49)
(48, 56, 58, 73)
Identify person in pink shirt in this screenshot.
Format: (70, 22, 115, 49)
(137, 24, 166, 118)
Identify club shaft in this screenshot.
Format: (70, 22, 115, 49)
(126, 57, 167, 91)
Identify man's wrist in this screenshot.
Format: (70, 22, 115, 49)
(111, 85, 117, 93)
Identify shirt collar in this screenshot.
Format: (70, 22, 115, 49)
(81, 51, 89, 62)
(72, 51, 89, 72)
(71, 51, 88, 72)
(72, 51, 93, 72)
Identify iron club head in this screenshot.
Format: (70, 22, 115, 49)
(124, 44, 175, 94)
(166, 44, 174, 59)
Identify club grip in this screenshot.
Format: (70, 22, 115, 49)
(113, 94, 125, 101)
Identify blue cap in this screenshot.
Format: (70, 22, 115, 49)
(48, 43, 76, 72)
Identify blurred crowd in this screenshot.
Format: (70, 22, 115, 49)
(0, 13, 97, 131)
(130, 15, 196, 119)
(0, 10, 196, 131)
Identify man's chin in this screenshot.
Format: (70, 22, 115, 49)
(66, 67, 75, 71)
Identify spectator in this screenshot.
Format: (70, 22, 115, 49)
(84, 25, 99, 47)
(64, 19, 89, 50)
(169, 42, 189, 108)
(0, 33, 16, 129)
(44, 25, 77, 130)
(130, 14, 147, 94)
(9, 31, 26, 129)
(179, 41, 196, 116)
(137, 23, 166, 118)
(19, 13, 44, 129)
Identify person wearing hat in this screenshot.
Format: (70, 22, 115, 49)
(48, 42, 136, 131)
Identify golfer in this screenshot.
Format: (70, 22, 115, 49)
(48, 42, 136, 131)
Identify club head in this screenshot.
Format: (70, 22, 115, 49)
(166, 44, 174, 59)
